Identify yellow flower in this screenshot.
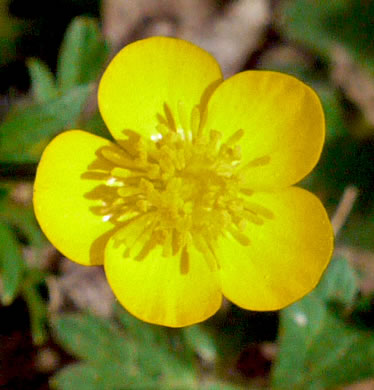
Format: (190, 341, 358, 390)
(33, 37, 334, 327)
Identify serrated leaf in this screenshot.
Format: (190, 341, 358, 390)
(272, 256, 374, 389)
(116, 306, 195, 380)
(57, 17, 109, 92)
(0, 220, 25, 304)
(52, 359, 201, 390)
(51, 363, 108, 390)
(0, 84, 91, 163)
(51, 361, 160, 390)
(52, 310, 197, 389)
(51, 362, 140, 390)
(53, 313, 134, 368)
(27, 58, 58, 103)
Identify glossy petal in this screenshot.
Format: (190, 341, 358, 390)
(204, 71, 325, 190)
(104, 237, 222, 327)
(98, 37, 223, 141)
(217, 187, 334, 311)
(33, 130, 115, 265)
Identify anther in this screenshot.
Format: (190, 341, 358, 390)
(190, 106, 201, 141)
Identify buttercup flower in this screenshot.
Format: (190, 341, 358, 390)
(34, 37, 334, 327)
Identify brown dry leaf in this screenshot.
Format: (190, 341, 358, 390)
(259, 45, 312, 70)
(341, 378, 374, 390)
(102, 0, 270, 77)
(102, 0, 212, 50)
(10, 182, 33, 205)
(47, 258, 115, 317)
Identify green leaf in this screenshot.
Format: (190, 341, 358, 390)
(0, 185, 8, 201)
(0, 196, 47, 249)
(52, 309, 197, 389)
(315, 255, 359, 305)
(53, 362, 247, 390)
(0, 84, 91, 163)
(280, 0, 345, 59)
(22, 269, 48, 345)
(116, 306, 195, 382)
(0, 221, 25, 305)
(325, 0, 374, 71)
(183, 324, 218, 363)
(53, 313, 134, 367)
(51, 363, 109, 390)
(272, 256, 374, 389)
(51, 362, 160, 390)
(340, 205, 374, 251)
(57, 17, 109, 92)
(0, 0, 29, 66)
(202, 385, 247, 390)
(280, 0, 374, 71)
(27, 58, 58, 103)
(315, 86, 348, 142)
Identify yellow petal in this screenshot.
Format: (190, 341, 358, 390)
(204, 71, 325, 190)
(98, 36, 223, 141)
(104, 237, 222, 327)
(33, 130, 116, 265)
(217, 187, 333, 311)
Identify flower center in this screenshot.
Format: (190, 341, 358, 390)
(83, 104, 272, 273)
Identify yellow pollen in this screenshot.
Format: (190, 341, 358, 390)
(83, 104, 272, 273)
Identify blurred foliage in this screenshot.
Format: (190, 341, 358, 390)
(0, 189, 49, 343)
(0, 16, 109, 345)
(0, 17, 109, 164)
(281, 0, 374, 70)
(0, 0, 30, 66)
(1, 0, 374, 388)
(273, 0, 374, 254)
(272, 256, 374, 389)
(51, 307, 242, 390)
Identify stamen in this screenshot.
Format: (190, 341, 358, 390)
(242, 210, 264, 225)
(177, 100, 189, 138)
(209, 130, 222, 152)
(83, 103, 273, 271)
(225, 129, 245, 147)
(239, 156, 271, 173)
(227, 225, 251, 246)
(81, 171, 110, 180)
(193, 234, 218, 272)
(180, 245, 189, 274)
(190, 106, 201, 141)
(244, 201, 274, 219)
(135, 234, 158, 261)
(100, 146, 130, 166)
